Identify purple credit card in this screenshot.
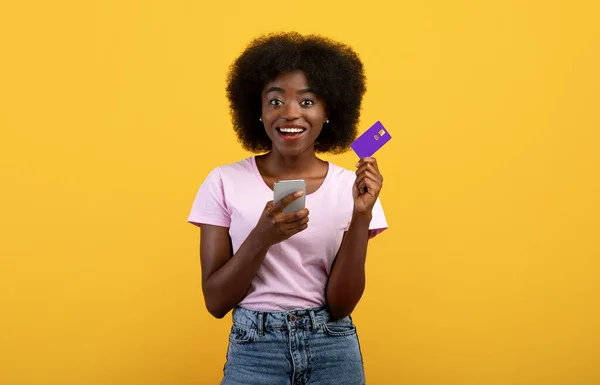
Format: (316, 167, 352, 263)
(350, 121, 392, 158)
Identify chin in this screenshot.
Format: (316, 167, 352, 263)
(274, 143, 313, 157)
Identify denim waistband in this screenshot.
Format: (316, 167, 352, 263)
(231, 306, 342, 335)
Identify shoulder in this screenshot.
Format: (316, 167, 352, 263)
(211, 157, 254, 175)
(188, 157, 256, 227)
(202, 157, 255, 183)
(192, 157, 256, 199)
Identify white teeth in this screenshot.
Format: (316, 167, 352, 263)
(279, 128, 304, 133)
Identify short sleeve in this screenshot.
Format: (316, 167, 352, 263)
(188, 168, 231, 228)
(368, 197, 388, 239)
(343, 197, 388, 239)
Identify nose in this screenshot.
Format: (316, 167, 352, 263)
(282, 100, 302, 120)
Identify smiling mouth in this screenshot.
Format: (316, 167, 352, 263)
(277, 127, 306, 140)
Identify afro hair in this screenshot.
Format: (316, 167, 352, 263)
(225, 32, 366, 154)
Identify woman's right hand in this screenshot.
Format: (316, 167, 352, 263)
(251, 190, 309, 248)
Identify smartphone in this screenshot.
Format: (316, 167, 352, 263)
(350, 121, 392, 158)
(273, 179, 306, 214)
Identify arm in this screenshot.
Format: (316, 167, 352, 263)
(326, 157, 384, 320)
(199, 191, 309, 319)
(200, 224, 271, 319)
(325, 212, 372, 320)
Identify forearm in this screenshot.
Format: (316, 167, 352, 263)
(326, 212, 372, 319)
(203, 231, 269, 318)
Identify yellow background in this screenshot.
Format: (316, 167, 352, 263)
(1, 1, 599, 384)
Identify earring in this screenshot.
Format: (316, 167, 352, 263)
(326, 119, 329, 124)
(259, 117, 262, 121)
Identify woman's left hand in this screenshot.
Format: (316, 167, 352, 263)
(353, 157, 384, 216)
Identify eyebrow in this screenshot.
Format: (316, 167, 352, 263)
(265, 87, 316, 94)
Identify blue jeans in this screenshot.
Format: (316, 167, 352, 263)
(220, 306, 366, 385)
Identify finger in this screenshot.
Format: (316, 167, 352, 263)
(356, 172, 382, 193)
(357, 169, 383, 187)
(274, 209, 309, 225)
(355, 173, 366, 190)
(272, 190, 305, 213)
(356, 176, 368, 194)
(356, 170, 379, 186)
(264, 200, 275, 214)
(356, 158, 379, 173)
(357, 179, 379, 196)
(279, 208, 309, 223)
(356, 157, 377, 168)
(358, 179, 366, 193)
(369, 157, 380, 173)
(356, 162, 380, 178)
(363, 178, 380, 194)
(281, 215, 309, 231)
(287, 222, 309, 236)
(355, 163, 368, 176)
(356, 157, 374, 165)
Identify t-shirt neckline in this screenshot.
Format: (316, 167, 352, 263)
(250, 156, 333, 199)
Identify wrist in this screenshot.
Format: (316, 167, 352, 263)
(248, 228, 273, 251)
(351, 210, 373, 224)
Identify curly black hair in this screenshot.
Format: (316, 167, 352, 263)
(226, 32, 366, 154)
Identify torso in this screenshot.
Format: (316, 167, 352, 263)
(226, 156, 354, 311)
(187, 156, 387, 311)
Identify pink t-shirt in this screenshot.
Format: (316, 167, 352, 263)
(188, 156, 388, 311)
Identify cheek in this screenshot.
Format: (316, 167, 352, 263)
(262, 108, 279, 124)
(309, 105, 327, 121)
(308, 110, 326, 128)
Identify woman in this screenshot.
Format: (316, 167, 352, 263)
(188, 32, 388, 385)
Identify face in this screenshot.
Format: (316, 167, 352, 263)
(260, 71, 328, 157)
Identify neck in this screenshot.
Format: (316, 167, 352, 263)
(262, 148, 319, 178)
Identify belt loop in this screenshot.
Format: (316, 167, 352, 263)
(257, 312, 264, 336)
(309, 309, 318, 331)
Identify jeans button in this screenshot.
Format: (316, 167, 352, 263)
(289, 315, 297, 322)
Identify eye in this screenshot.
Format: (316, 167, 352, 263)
(301, 99, 315, 106)
(269, 99, 282, 106)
